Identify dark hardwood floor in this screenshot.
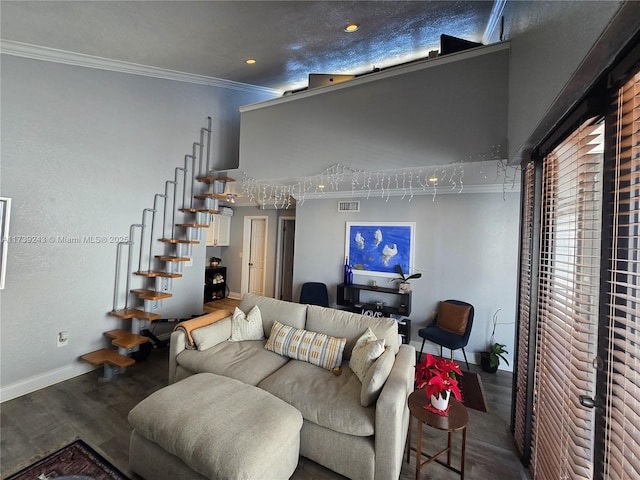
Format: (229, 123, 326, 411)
(1, 347, 530, 480)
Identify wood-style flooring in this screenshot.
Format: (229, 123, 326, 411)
(1, 344, 531, 480)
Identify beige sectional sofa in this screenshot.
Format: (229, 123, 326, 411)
(168, 293, 416, 480)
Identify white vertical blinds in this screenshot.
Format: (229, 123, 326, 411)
(603, 71, 640, 480)
(531, 118, 604, 479)
(515, 161, 535, 456)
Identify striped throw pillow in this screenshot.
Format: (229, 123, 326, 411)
(265, 321, 347, 371)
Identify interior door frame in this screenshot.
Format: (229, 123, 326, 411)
(240, 216, 268, 297)
(275, 215, 295, 301)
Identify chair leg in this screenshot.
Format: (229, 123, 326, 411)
(418, 338, 426, 363)
(461, 348, 470, 371)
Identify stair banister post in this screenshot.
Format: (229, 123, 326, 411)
(148, 194, 167, 272)
(173, 167, 186, 239)
(113, 241, 132, 312)
(137, 209, 155, 273)
(163, 180, 177, 240)
(125, 224, 143, 309)
(198, 128, 205, 178)
(182, 154, 192, 214)
(205, 116, 212, 175)
(190, 142, 199, 209)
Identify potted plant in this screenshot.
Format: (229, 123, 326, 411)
(210, 256, 222, 268)
(391, 264, 422, 293)
(480, 309, 512, 373)
(415, 353, 463, 411)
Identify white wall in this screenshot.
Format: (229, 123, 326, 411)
(240, 44, 509, 179)
(498, 0, 626, 161)
(0, 54, 275, 400)
(293, 191, 520, 368)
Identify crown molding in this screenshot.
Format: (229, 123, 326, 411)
(295, 183, 520, 201)
(0, 39, 283, 96)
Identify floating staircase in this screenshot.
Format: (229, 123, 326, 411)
(81, 117, 234, 381)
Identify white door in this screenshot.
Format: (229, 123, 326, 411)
(241, 216, 267, 297)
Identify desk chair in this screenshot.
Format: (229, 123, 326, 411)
(418, 300, 474, 370)
(299, 282, 330, 307)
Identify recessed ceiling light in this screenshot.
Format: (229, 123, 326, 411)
(344, 23, 359, 33)
(429, 177, 439, 182)
(245, 58, 256, 65)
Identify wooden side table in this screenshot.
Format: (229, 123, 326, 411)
(406, 389, 469, 479)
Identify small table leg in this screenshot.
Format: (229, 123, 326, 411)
(447, 431, 453, 466)
(415, 420, 423, 480)
(406, 414, 412, 463)
(461, 426, 467, 479)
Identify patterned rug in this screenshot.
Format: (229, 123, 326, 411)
(5, 439, 129, 480)
(458, 371, 488, 412)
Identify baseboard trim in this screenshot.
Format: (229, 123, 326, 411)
(1, 362, 97, 403)
(227, 292, 242, 300)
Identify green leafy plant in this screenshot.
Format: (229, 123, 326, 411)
(482, 309, 514, 370)
(391, 265, 422, 283)
(489, 342, 509, 369)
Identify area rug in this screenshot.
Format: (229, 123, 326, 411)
(457, 371, 488, 412)
(5, 439, 130, 480)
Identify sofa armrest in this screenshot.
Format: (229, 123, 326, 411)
(374, 343, 415, 480)
(168, 329, 187, 384)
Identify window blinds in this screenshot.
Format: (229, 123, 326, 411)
(531, 118, 604, 480)
(515, 161, 535, 456)
(603, 71, 640, 480)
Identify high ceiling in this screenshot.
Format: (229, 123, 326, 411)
(0, 1, 498, 93)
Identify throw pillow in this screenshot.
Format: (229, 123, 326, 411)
(230, 305, 264, 341)
(360, 346, 395, 407)
(349, 327, 386, 383)
(436, 302, 471, 336)
(265, 321, 346, 371)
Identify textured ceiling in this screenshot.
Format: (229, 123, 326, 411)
(0, 1, 496, 92)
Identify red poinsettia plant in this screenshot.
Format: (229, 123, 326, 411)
(415, 354, 463, 401)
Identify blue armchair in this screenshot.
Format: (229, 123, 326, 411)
(299, 282, 330, 307)
(418, 300, 474, 370)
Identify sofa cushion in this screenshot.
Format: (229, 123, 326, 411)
(128, 373, 303, 480)
(258, 359, 375, 437)
(349, 327, 385, 383)
(265, 321, 346, 372)
(436, 301, 471, 335)
(177, 339, 289, 386)
(360, 346, 395, 407)
(230, 306, 264, 341)
(240, 293, 308, 336)
(306, 305, 400, 358)
(191, 317, 232, 351)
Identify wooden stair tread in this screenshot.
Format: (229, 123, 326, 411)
(155, 255, 190, 262)
(81, 349, 135, 368)
(134, 270, 182, 278)
(196, 175, 235, 183)
(194, 193, 228, 200)
(109, 308, 161, 321)
(105, 329, 149, 349)
(176, 223, 209, 228)
(130, 288, 172, 300)
(158, 238, 200, 244)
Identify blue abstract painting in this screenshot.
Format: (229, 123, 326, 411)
(345, 222, 415, 276)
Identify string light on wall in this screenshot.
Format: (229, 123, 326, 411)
(241, 145, 520, 209)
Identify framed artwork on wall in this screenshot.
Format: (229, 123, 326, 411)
(0, 197, 11, 289)
(345, 222, 416, 277)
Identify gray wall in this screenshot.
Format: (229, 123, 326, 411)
(293, 192, 520, 367)
(240, 44, 509, 179)
(0, 55, 274, 399)
(498, 0, 627, 161)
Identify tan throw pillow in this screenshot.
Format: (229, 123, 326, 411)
(349, 327, 386, 383)
(265, 321, 346, 371)
(436, 302, 471, 335)
(230, 305, 264, 341)
(360, 346, 395, 407)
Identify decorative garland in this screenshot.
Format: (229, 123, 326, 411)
(240, 146, 520, 209)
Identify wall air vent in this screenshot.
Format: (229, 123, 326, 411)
(338, 201, 360, 212)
